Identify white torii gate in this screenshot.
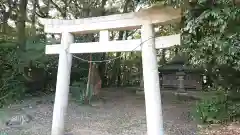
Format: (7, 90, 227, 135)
(40, 6, 181, 135)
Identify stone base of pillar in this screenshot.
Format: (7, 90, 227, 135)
(174, 91, 188, 96)
(177, 87, 186, 92)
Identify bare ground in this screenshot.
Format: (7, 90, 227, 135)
(0, 88, 197, 135)
(198, 122, 240, 135)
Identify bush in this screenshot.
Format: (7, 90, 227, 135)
(0, 73, 26, 106)
(0, 48, 26, 107)
(193, 86, 240, 124)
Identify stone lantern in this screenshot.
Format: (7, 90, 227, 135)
(176, 71, 186, 92)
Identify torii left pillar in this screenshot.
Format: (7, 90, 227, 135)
(51, 32, 73, 135)
(141, 23, 164, 135)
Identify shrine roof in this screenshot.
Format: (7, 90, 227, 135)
(159, 54, 202, 72)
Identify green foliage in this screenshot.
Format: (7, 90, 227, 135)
(183, 0, 240, 89)
(193, 86, 240, 124)
(21, 36, 54, 69)
(179, 0, 240, 125)
(0, 35, 58, 106)
(0, 48, 26, 107)
(193, 87, 229, 124)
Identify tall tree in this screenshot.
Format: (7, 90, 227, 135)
(17, 0, 28, 51)
(110, 0, 132, 86)
(31, 0, 37, 36)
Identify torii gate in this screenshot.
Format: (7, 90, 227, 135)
(40, 6, 181, 135)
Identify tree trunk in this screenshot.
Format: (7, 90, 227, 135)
(98, 0, 108, 87)
(16, 0, 28, 82)
(159, 49, 166, 65)
(16, 0, 28, 65)
(111, 31, 124, 86)
(31, 0, 37, 37)
(86, 54, 93, 104)
(1, 10, 8, 35)
(116, 0, 131, 86)
(116, 53, 122, 86)
(17, 0, 28, 51)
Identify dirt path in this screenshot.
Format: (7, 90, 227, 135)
(0, 88, 197, 135)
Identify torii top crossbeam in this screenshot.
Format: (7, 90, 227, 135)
(40, 6, 181, 55)
(40, 5, 181, 34)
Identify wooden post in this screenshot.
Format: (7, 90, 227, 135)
(141, 24, 164, 135)
(100, 30, 109, 41)
(86, 54, 93, 103)
(51, 32, 73, 135)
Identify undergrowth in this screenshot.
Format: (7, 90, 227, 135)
(0, 48, 26, 107)
(192, 86, 240, 124)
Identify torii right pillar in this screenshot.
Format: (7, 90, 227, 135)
(141, 23, 164, 135)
